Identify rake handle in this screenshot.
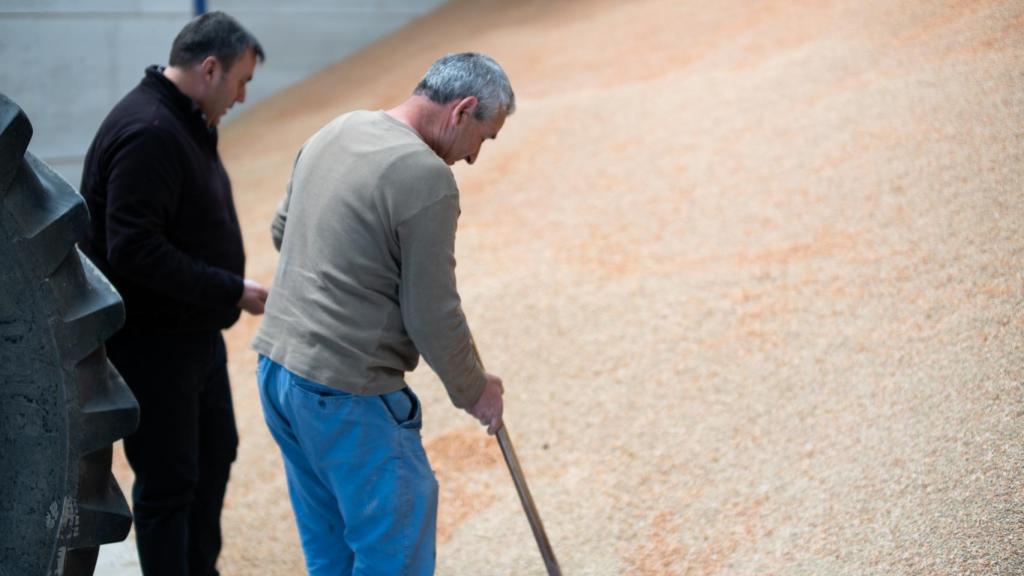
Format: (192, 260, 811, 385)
(495, 424, 562, 576)
(471, 336, 561, 574)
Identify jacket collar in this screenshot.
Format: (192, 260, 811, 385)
(142, 65, 217, 140)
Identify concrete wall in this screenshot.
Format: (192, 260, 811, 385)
(0, 0, 448, 187)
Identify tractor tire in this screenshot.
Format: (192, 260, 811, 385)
(0, 93, 139, 576)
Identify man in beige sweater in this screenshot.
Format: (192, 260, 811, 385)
(252, 53, 513, 575)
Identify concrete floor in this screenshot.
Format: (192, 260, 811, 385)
(95, 536, 141, 576)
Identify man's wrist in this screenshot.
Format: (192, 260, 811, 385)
(455, 370, 488, 410)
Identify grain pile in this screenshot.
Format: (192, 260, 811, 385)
(112, 0, 1024, 573)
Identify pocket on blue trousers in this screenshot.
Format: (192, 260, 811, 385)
(380, 387, 422, 430)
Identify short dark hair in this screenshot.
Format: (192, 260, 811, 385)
(169, 11, 265, 71)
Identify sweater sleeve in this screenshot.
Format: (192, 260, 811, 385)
(104, 127, 244, 308)
(271, 147, 304, 252)
(396, 194, 487, 409)
(271, 190, 289, 252)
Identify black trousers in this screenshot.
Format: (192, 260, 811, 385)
(108, 330, 239, 576)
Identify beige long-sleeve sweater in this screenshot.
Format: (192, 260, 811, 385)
(251, 110, 486, 409)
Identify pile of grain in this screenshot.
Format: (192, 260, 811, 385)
(114, 1, 1024, 573)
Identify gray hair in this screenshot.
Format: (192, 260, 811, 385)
(414, 53, 515, 120)
(169, 11, 265, 71)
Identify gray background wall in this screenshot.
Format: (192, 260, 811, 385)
(0, 0, 448, 187)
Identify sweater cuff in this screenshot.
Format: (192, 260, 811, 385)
(449, 369, 488, 410)
(205, 271, 245, 309)
(227, 274, 245, 307)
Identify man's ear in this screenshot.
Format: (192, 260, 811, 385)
(200, 56, 220, 82)
(452, 96, 478, 124)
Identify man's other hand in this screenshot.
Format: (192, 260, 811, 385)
(238, 278, 269, 315)
(469, 372, 504, 435)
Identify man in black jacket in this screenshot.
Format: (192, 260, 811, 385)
(79, 12, 267, 576)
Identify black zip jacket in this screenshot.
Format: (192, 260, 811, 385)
(80, 66, 245, 334)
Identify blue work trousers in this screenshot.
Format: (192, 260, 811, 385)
(257, 355, 438, 575)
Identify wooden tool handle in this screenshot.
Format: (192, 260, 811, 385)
(495, 424, 562, 575)
(471, 337, 561, 574)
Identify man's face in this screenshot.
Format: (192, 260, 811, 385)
(441, 108, 507, 166)
(202, 48, 257, 127)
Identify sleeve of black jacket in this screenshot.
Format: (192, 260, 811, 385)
(104, 127, 244, 308)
